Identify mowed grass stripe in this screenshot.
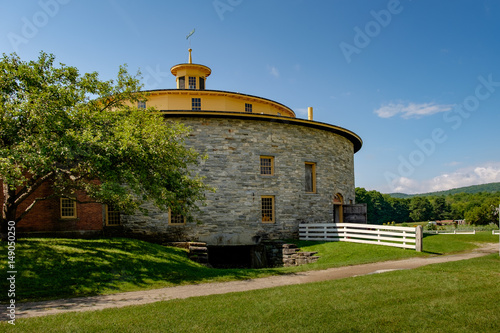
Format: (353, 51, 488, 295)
(0, 233, 497, 302)
(6, 254, 500, 333)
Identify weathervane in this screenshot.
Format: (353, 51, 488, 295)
(186, 28, 195, 48)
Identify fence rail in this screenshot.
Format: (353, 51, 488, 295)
(424, 230, 476, 235)
(299, 223, 422, 252)
(493, 230, 500, 235)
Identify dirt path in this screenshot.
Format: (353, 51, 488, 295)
(13, 243, 499, 319)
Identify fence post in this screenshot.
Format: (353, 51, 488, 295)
(415, 225, 423, 252)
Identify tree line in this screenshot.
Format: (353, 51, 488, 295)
(355, 187, 500, 225)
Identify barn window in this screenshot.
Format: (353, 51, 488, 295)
(178, 76, 185, 89)
(105, 205, 121, 226)
(260, 156, 274, 175)
(305, 162, 316, 193)
(189, 76, 197, 89)
(60, 198, 77, 219)
(261, 196, 275, 223)
(169, 209, 186, 225)
(192, 98, 201, 110)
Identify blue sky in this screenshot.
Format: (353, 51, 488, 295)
(2, 0, 500, 194)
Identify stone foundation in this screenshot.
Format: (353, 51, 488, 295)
(264, 241, 320, 267)
(167, 240, 319, 268)
(166, 241, 209, 265)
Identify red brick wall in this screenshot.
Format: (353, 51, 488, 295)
(1, 179, 104, 232)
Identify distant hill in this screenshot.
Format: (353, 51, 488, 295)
(387, 182, 500, 198)
(388, 192, 413, 199)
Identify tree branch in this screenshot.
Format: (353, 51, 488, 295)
(14, 171, 55, 206)
(16, 193, 58, 222)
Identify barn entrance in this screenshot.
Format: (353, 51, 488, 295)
(207, 245, 268, 268)
(333, 193, 344, 223)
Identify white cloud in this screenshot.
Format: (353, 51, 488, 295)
(387, 162, 500, 194)
(374, 102, 454, 119)
(473, 166, 500, 182)
(390, 177, 420, 193)
(268, 66, 279, 78)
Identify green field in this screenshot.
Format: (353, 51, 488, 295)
(5, 253, 500, 332)
(0, 232, 497, 302)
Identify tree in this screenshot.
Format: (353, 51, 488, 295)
(464, 205, 489, 225)
(355, 187, 368, 205)
(387, 196, 410, 223)
(409, 197, 433, 222)
(1, 52, 209, 237)
(355, 188, 392, 224)
(464, 200, 499, 225)
(431, 196, 450, 220)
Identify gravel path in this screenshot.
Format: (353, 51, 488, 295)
(13, 243, 499, 319)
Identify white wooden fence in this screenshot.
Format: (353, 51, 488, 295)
(493, 230, 500, 235)
(425, 230, 476, 235)
(299, 223, 423, 252)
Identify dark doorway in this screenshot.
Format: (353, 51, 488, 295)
(208, 245, 253, 268)
(208, 245, 269, 268)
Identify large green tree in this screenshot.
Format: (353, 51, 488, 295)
(409, 196, 433, 222)
(355, 187, 393, 224)
(464, 199, 499, 225)
(0, 52, 209, 236)
(387, 196, 410, 223)
(431, 196, 451, 220)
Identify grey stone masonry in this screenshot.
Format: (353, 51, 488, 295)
(265, 242, 320, 267)
(280, 243, 320, 267)
(122, 115, 356, 245)
(165, 241, 209, 265)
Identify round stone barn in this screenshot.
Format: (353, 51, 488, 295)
(121, 50, 363, 246)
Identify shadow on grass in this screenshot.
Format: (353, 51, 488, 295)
(3, 232, 492, 303)
(419, 234, 444, 255)
(0, 238, 283, 303)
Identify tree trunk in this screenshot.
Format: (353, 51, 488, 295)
(1, 183, 17, 241)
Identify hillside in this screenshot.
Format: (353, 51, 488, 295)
(387, 182, 500, 198)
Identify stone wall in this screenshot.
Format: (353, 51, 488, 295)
(263, 241, 320, 267)
(121, 116, 356, 245)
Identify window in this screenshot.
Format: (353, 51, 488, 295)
(169, 209, 186, 225)
(260, 156, 274, 175)
(189, 76, 197, 89)
(245, 103, 252, 113)
(305, 162, 316, 193)
(178, 76, 185, 89)
(199, 77, 205, 90)
(192, 98, 201, 111)
(105, 205, 121, 226)
(137, 101, 146, 109)
(60, 198, 77, 219)
(261, 196, 275, 223)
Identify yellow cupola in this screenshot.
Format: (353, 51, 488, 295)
(170, 49, 211, 90)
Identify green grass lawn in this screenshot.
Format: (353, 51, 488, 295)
(0, 232, 497, 302)
(6, 253, 500, 332)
